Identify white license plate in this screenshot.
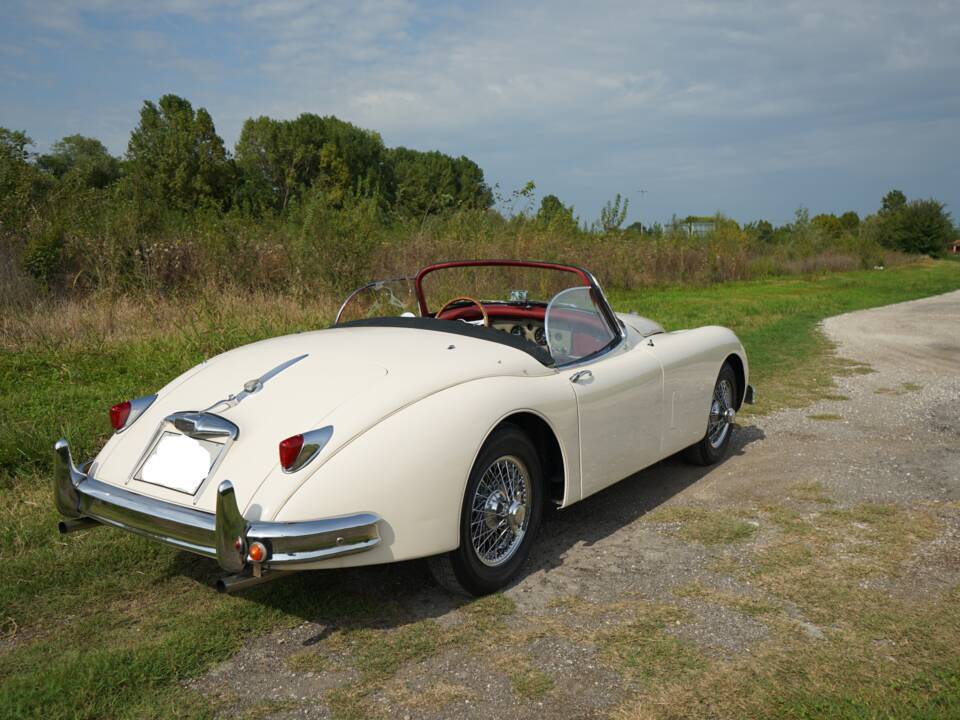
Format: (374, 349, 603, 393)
(136, 432, 224, 494)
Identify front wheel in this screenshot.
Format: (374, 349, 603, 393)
(429, 424, 543, 596)
(684, 363, 738, 466)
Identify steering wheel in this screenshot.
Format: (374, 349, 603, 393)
(435, 296, 490, 327)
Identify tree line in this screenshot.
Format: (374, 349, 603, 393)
(1, 94, 493, 223)
(0, 93, 956, 298)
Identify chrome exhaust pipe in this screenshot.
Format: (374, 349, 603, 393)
(216, 570, 294, 593)
(58, 517, 100, 534)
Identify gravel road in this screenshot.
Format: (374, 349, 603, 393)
(193, 290, 960, 719)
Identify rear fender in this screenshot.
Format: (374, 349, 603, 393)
(265, 373, 577, 568)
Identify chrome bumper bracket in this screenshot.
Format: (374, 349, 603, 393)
(53, 439, 382, 575)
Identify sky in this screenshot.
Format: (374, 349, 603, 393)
(2, 0, 959, 226)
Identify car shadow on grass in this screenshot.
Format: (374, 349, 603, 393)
(165, 423, 765, 636)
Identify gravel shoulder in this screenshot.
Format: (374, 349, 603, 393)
(193, 290, 960, 720)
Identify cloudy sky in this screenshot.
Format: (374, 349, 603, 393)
(2, 1, 958, 225)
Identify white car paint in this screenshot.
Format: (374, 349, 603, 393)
(87, 310, 748, 572)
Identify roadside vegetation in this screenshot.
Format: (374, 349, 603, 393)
(2, 95, 957, 309)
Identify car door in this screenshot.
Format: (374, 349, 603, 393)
(545, 287, 665, 500)
(568, 346, 664, 499)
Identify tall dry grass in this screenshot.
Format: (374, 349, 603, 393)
(0, 289, 336, 352)
(1, 189, 919, 343)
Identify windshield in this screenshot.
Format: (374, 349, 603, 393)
(335, 278, 418, 324)
(545, 287, 618, 366)
(334, 261, 622, 367)
(417, 262, 589, 314)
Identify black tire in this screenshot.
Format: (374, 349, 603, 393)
(429, 424, 543, 596)
(684, 363, 738, 466)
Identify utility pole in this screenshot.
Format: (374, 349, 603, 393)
(635, 189, 648, 235)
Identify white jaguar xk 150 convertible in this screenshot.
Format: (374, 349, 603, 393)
(54, 260, 753, 595)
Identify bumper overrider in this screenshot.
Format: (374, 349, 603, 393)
(53, 439, 381, 585)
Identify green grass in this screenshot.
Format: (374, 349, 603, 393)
(649, 506, 758, 545)
(509, 664, 555, 700)
(0, 260, 958, 718)
(597, 602, 704, 682)
(609, 259, 960, 412)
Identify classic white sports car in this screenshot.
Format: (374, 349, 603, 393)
(54, 260, 753, 595)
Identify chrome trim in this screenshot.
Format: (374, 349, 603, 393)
(130, 411, 238, 501)
(582, 268, 627, 342)
(570, 370, 594, 384)
(282, 426, 334, 474)
(215, 480, 247, 572)
(744, 384, 756, 405)
(201, 354, 309, 413)
(53, 439, 382, 572)
(117, 394, 157, 434)
(54, 439, 84, 518)
(335, 276, 417, 325)
(165, 412, 239, 440)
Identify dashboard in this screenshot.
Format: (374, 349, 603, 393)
(491, 320, 573, 357)
(492, 320, 547, 347)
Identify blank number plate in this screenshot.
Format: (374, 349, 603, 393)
(136, 432, 224, 495)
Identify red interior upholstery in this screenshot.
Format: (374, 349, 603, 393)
(434, 305, 546, 323)
(435, 302, 611, 358)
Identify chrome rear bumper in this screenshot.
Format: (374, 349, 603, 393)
(53, 439, 381, 573)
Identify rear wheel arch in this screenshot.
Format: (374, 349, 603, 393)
(491, 412, 566, 509)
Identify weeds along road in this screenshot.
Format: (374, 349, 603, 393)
(193, 290, 960, 720)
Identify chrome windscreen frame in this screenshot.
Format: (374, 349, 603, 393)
(53, 440, 381, 572)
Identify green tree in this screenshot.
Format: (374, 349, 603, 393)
(38, 134, 120, 189)
(880, 189, 907, 215)
(0, 128, 33, 164)
(126, 95, 231, 209)
(883, 199, 954, 257)
(536, 194, 579, 232)
(751, 220, 775, 243)
(838, 211, 860, 233)
(0, 128, 51, 229)
(595, 193, 629, 233)
(811, 213, 843, 239)
(388, 147, 492, 217)
(235, 114, 393, 212)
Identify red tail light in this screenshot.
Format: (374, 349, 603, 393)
(279, 434, 304, 470)
(110, 401, 131, 430)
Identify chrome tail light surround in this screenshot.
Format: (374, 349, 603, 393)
(116, 394, 158, 433)
(282, 426, 334, 473)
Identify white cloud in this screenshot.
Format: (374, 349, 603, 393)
(4, 0, 960, 222)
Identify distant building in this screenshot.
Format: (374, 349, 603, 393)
(674, 220, 716, 237)
(951, 239, 960, 255)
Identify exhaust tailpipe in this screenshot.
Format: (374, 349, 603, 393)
(58, 517, 100, 534)
(216, 569, 294, 593)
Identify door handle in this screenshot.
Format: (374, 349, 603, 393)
(570, 370, 593, 384)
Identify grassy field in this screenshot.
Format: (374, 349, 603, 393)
(1, 259, 959, 719)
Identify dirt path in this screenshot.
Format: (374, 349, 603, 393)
(193, 291, 960, 720)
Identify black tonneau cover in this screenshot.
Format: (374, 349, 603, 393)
(334, 316, 555, 367)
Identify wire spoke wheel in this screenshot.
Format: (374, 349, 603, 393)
(469, 455, 531, 567)
(707, 378, 735, 449)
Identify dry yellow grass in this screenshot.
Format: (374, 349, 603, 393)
(0, 289, 337, 351)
